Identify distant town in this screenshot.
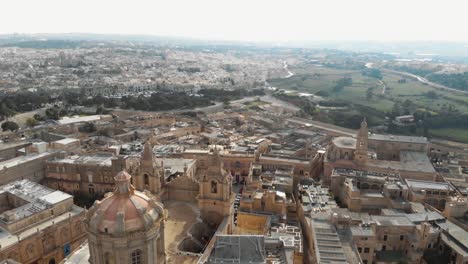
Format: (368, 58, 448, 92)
(0, 35, 467, 264)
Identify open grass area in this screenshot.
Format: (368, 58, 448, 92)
(269, 65, 468, 142)
(270, 65, 468, 114)
(382, 72, 468, 113)
(429, 128, 468, 143)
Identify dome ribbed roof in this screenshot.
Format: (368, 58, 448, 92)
(85, 171, 164, 235)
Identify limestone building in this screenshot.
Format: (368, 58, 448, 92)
(197, 149, 234, 226)
(84, 171, 166, 264)
(133, 141, 164, 194)
(45, 142, 195, 199)
(0, 179, 86, 264)
(324, 118, 438, 184)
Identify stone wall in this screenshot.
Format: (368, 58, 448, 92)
(165, 176, 199, 202)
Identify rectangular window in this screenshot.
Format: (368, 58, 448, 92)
(400, 235, 404, 241)
(364, 248, 369, 253)
(358, 247, 362, 253)
(384, 235, 388, 241)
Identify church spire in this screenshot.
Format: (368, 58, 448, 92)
(140, 140, 156, 170)
(354, 117, 368, 163)
(142, 141, 153, 162)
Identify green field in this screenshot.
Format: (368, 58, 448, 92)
(429, 128, 468, 143)
(269, 65, 468, 142)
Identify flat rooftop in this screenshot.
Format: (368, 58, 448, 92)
(0, 152, 53, 169)
(0, 179, 72, 225)
(369, 133, 428, 144)
(54, 138, 80, 145)
(49, 153, 113, 166)
(436, 220, 468, 257)
(0, 141, 31, 152)
(259, 155, 310, 165)
(0, 204, 83, 249)
(367, 157, 436, 174)
(332, 168, 400, 180)
(311, 219, 350, 263)
(58, 115, 111, 125)
(370, 215, 415, 227)
(405, 179, 454, 191)
(208, 235, 266, 263)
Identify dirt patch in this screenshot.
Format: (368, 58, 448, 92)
(164, 201, 200, 264)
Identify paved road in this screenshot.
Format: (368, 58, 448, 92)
(282, 61, 295, 78)
(382, 68, 468, 95)
(377, 79, 386, 94)
(366, 62, 468, 95)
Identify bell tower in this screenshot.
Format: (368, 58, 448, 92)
(354, 118, 368, 163)
(137, 141, 162, 194)
(197, 149, 233, 226)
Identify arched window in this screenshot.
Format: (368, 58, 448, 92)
(49, 258, 56, 264)
(211, 180, 218, 193)
(131, 249, 142, 264)
(144, 174, 149, 185)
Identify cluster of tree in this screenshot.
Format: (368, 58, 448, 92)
(427, 72, 468, 91)
(1, 40, 83, 49)
(388, 106, 466, 138)
(315, 90, 330, 97)
(366, 87, 376, 100)
(361, 68, 382, 79)
(198, 88, 265, 101)
(326, 112, 368, 129)
(390, 99, 416, 118)
(322, 60, 364, 70)
(273, 93, 316, 115)
(333, 77, 353, 92)
(0, 91, 52, 120)
(177, 67, 201, 73)
(78, 122, 97, 133)
(0, 88, 265, 125)
(121, 92, 213, 111)
(1, 121, 19, 131)
(318, 100, 349, 107)
(423, 91, 439, 99)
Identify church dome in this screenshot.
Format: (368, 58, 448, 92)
(85, 171, 164, 235)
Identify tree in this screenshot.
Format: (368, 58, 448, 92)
(2, 121, 19, 131)
(424, 91, 438, 99)
(0, 103, 15, 119)
(222, 98, 231, 109)
(96, 106, 104, 114)
(333, 77, 353, 92)
(78, 122, 96, 133)
(362, 68, 382, 79)
(26, 117, 38, 127)
(315, 90, 330, 97)
(33, 114, 44, 121)
(45, 107, 60, 120)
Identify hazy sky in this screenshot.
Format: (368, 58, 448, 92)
(1, 0, 467, 42)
